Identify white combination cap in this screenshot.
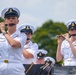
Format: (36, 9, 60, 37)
(66, 19, 76, 27)
(44, 56, 55, 64)
(37, 49, 48, 59)
(1, 7, 20, 19)
(18, 24, 35, 34)
(66, 19, 76, 30)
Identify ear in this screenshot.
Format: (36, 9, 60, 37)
(17, 19, 19, 24)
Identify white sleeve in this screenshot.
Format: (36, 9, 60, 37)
(61, 41, 65, 55)
(25, 43, 38, 56)
(61, 40, 67, 55)
(14, 33, 27, 47)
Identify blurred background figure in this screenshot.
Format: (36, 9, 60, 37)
(56, 20, 76, 66)
(44, 56, 55, 65)
(36, 49, 47, 64)
(37, 56, 55, 75)
(18, 24, 38, 64)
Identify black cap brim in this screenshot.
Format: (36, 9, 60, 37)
(37, 54, 45, 59)
(5, 12, 19, 18)
(68, 26, 76, 30)
(20, 29, 32, 34)
(37, 56, 45, 59)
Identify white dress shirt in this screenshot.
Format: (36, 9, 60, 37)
(0, 30, 27, 75)
(22, 41, 38, 64)
(61, 40, 76, 66)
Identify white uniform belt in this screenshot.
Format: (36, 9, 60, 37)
(65, 58, 76, 61)
(0, 59, 21, 63)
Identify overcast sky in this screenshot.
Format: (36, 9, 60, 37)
(0, 0, 76, 29)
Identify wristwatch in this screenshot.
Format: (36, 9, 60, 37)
(2, 31, 7, 35)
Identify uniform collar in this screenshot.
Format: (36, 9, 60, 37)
(24, 41, 33, 48)
(26, 41, 32, 46)
(10, 30, 20, 38)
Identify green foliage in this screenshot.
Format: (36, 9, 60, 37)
(0, 17, 4, 22)
(32, 20, 67, 64)
(0, 17, 7, 33)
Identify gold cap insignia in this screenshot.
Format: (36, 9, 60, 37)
(9, 8, 13, 12)
(25, 26, 30, 30)
(39, 52, 42, 56)
(47, 58, 50, 62)
(71, 22, 75, 26)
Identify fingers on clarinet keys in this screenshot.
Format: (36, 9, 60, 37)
(57, 35, 65, 39)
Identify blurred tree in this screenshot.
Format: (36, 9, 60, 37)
(32, 20, 67, 64)
(0, 17, 7, 33)
(0, 17, 4, 22)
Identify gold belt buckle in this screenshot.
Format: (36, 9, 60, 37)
(4, 60, 8, 63)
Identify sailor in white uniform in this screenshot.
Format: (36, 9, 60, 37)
(40, 56, 55, 75)
(36, 49, 48, 64)
(0, 7, 27, 75)
(44, 56, 55, 65)
(18, 24, 38, 64)
(56, 20, 76, 66)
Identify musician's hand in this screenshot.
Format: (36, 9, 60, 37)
(57, 35, 64, 44)
(62, 33, 70, 42)
(0, 22, 6, 33)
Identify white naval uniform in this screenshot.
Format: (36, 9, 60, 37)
(22, 41, 38, 64)
(61, 40, 76, 66)
(0, 30, 27, 75)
